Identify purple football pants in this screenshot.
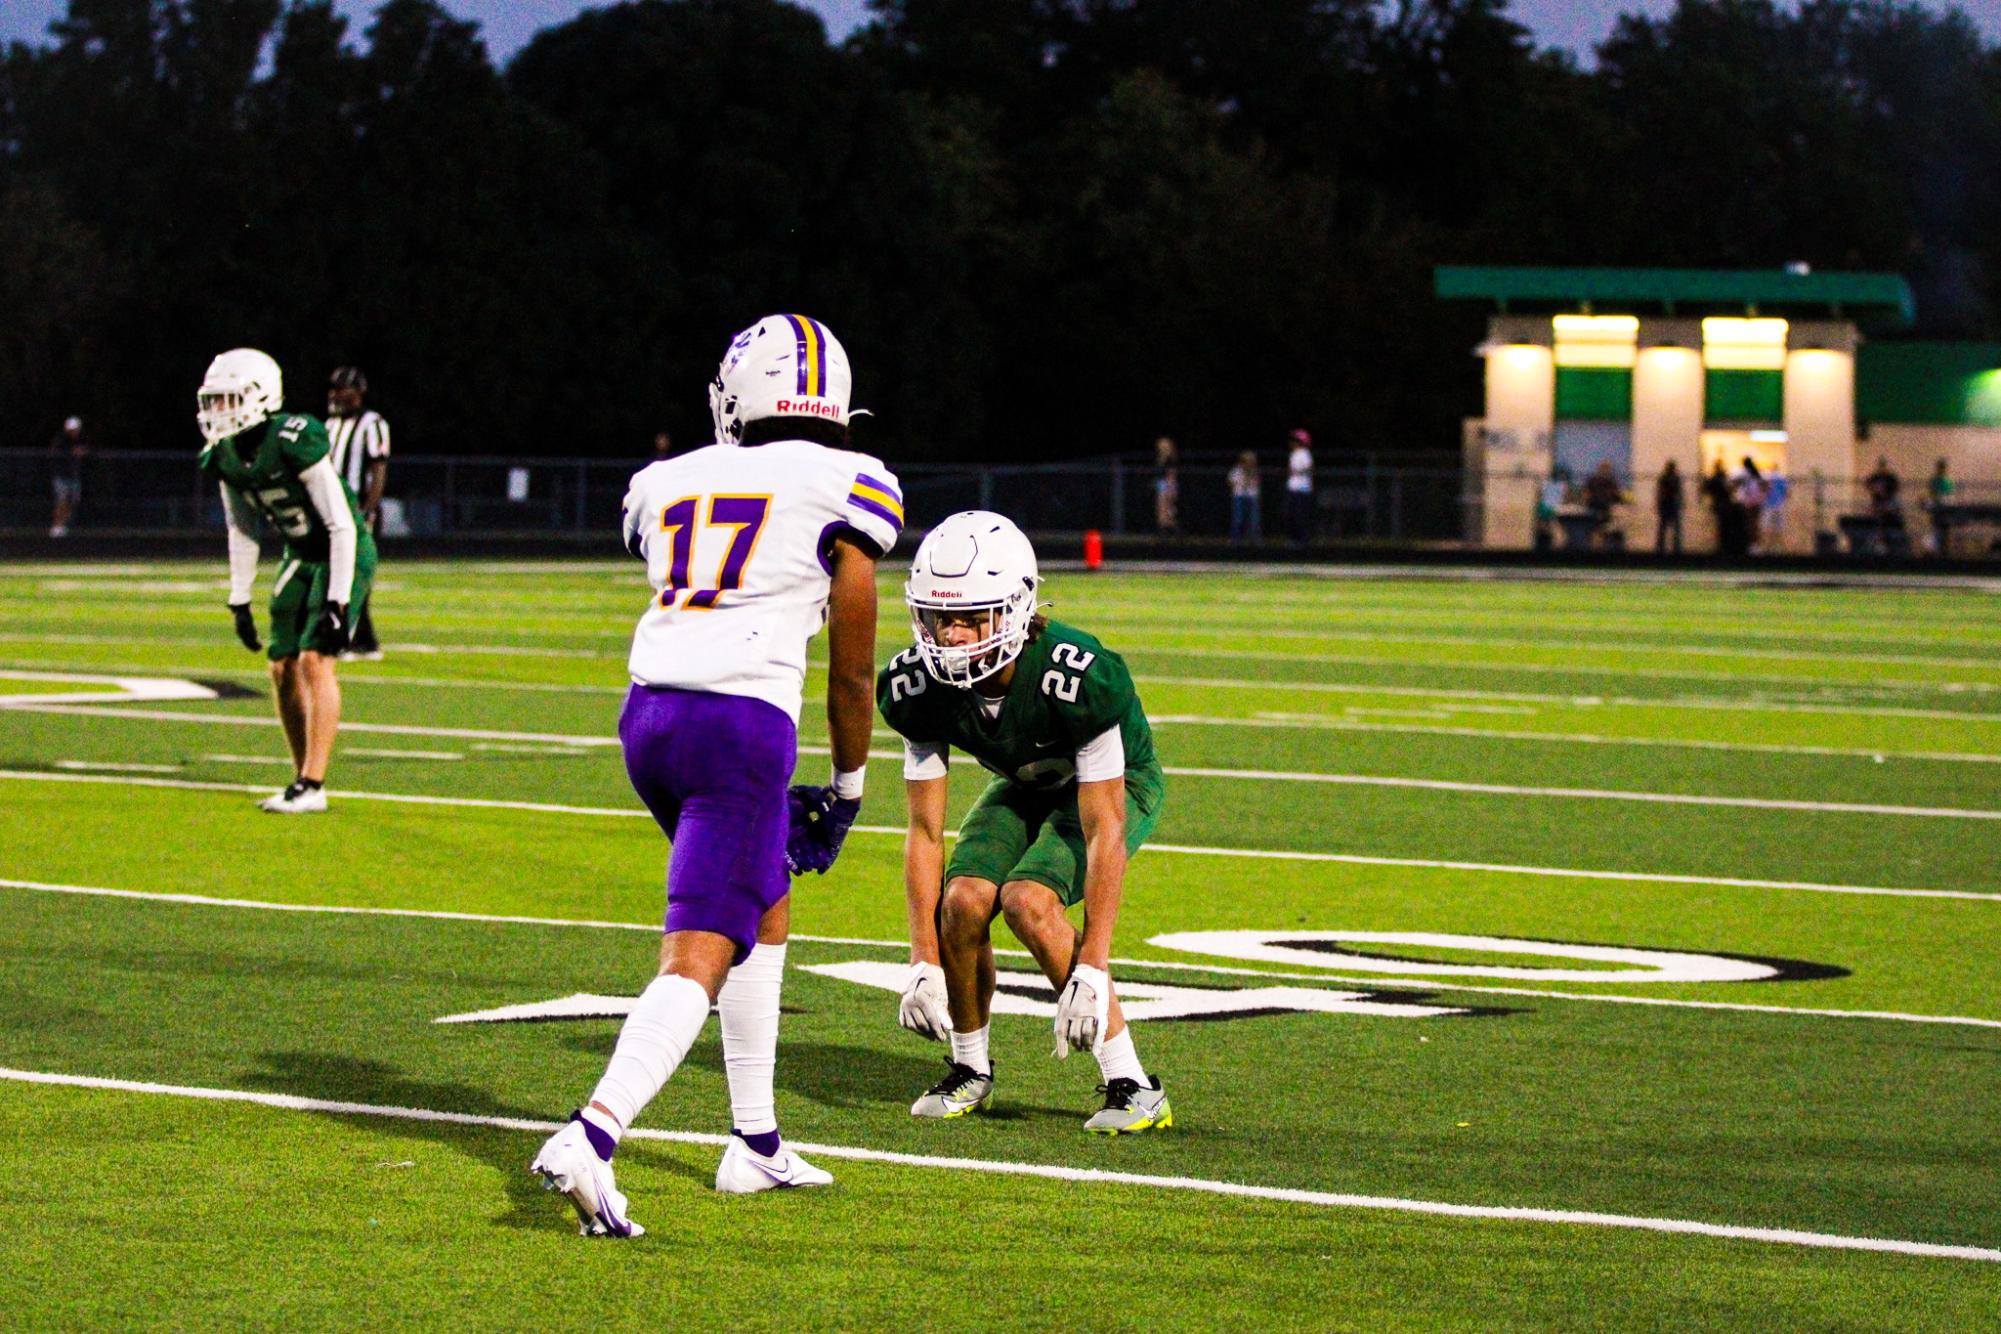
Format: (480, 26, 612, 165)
(619, 684, 796, 963)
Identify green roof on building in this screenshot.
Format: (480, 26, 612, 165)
(1435, 266, 1914, 325)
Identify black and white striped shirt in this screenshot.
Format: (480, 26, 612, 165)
(327, 409, 390, 498)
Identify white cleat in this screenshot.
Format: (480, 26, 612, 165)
(714, 1135, 834, 1194)
(257, 781, 328, 814)
(530, 1116, 644, 1237)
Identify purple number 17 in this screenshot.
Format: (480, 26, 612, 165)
(658, 494, 771, 610)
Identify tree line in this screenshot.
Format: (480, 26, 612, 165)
(2, 0, 1996, 462)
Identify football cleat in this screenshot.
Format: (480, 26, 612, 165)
(910, 1060, 993, 1119)
(1084, 1076, 1172, 1134)
(530, 1115, 644, 1238)
(257, 781, 327, 814)
(714, 1135, 834, 1194)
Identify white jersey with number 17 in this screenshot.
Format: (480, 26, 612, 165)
(621, 438, 902, 724)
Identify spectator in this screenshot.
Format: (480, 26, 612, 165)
(1653, 459, 1684, 554)
(653, 430, 674, 459)
(1153, 435, 1179, 534)
(1924, 457, 1955, 554)
(1535, 467, 1569, 552)
(48, 415, 88, 537)
(1227, 450, 1262, 541)
(1582, 459, 1624, 547)
(1284, 428, 1314, 543)
(1733, 458, 1767, 552)
(1865, 455, 1902, 526)
(1761, 467, 1790, 552)
(1701, 460, 1734, 554)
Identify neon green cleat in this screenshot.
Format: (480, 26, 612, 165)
(911, 1060, 993, 1119)
(1085, 1076, 1172, 1134)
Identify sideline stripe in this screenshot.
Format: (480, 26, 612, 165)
(2, 1067, 1994, 1263)
(16, 697, 1999, 772)
(1136, 675, 2001, 725)
(8, 655, 2001, 723)
(13, 706, 1990, 818)
(5, 879, 1998, 1028)
(2, 770, 1995, 902)
(1150, 713, 2001, 766)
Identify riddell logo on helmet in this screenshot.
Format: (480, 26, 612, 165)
(927, 589, 963, 599)
(776, 399, 840, 418)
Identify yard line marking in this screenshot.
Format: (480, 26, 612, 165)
(6, 655, 2001, 722)
(4, 772, 1997, 901)
(0, 670, 217, 706)
(344, 747, 463, 761)
(2, 1067, 1995, 1263)
(12, 745, 1993, 822)
(15, 696, 1996, 770)
(52, 760, 181, 773)
(1148, 766, 2001, 820)
(1, 703, 623, 747)
(17, 703, 1991, 814)
(7, 879, 1999, 1029)
(1136, 675, 2001, 724)
(1144, 713, 2001, 766)
(1148, 644, 1999, 694)
(1116, 626, 2001, 674)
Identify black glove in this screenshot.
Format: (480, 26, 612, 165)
(229, 602, 261, 652)
(316, 601, 350, 654)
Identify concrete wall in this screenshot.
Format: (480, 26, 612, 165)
(1776, 323, 1857, 551)
(1479, 316, 1555, 547)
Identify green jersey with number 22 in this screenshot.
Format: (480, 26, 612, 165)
(198, 414, 369, 563)
(877, 620, 1163, 800)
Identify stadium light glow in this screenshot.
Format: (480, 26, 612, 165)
(1553, 314, 1638, 368)
(1702, 318, 1788, 370)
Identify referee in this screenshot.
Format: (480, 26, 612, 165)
(326, 365, 389, 658)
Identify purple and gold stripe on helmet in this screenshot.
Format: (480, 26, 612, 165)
(783, 314, 827, 398)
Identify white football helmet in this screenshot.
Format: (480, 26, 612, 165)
(708, 314, 855, 444)
(197, 348, 284, 444)
(906, 511, 1040, 688)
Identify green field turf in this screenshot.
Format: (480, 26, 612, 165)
(2, 559, 1998, 1330)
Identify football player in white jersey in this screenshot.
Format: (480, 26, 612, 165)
(531, 315, 901, 1236)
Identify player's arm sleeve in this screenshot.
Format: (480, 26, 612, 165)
(220, 482, 262, 605)
(838, 459, 902, 557)
(366, 417, 391, 459)
(297, 457, 357, 603)
(620, 475, 650, 562)
(1072, 724, 1125, 783)
(903, 737, 949, 781)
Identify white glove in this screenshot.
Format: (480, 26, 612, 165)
(898, 962, 952, 1041)
(1053, 963, 1110, 1059)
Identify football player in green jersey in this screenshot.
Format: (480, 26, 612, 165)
(196, 348, 378, 814)
(877, 511, 1171, 1133)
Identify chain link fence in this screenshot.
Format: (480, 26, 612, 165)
(5, 446, 1996, 556)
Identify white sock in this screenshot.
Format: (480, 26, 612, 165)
(717, 942, 786, 1136)
(587, 972, 712, 1132)
(1095, 1027, 1147, 1085)
(950, 1023, 991, 1074)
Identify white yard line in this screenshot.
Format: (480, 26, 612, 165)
(3, 770, 1996, 902)
(1144, 713, 2001, 766)
(0, 1065, 1994, 1262)
(1136, 674, 2001, 724)
(5, 878, 1998, 1029)
(15, 701, 1991, 816)
(9, 745, 1995, 822)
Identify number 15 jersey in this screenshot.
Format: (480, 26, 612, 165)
(621, 438, 902, 724)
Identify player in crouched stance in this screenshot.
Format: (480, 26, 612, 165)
(879, 512, 1171, 1133)
(532, 315, 898, 1235)
(196, 348, 376, 814)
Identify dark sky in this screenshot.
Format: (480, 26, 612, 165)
(2, 1, 1999, 66)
